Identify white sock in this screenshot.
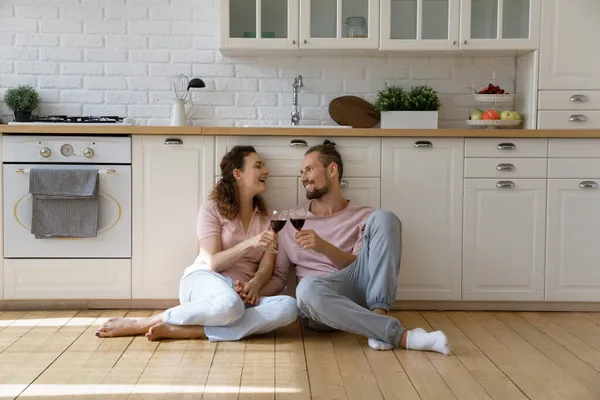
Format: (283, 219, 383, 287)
(368, 328, 427, 351)
(406, 329, 451, 355)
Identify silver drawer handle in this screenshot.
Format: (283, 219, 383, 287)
(165, 138, 183, 145)
(579, 181, 597, 189)
(496, 180, 515, 189)
(289, 139, 307, 147)
(497, 143, 516, 150)
(496, 163, 515, 171)
(340, 179, 349, 188)
(569, 114, 587, 122)
(414, 140, 433, 148)
(570, 94, 588, 103)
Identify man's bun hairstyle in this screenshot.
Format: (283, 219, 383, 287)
(305, 139, 344, 182)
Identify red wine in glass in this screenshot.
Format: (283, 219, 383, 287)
(271, 219, 286, 232)
(290, 218, 305, 230)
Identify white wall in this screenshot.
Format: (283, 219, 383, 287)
(0, 0, 516, 128)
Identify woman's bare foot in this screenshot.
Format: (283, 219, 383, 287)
(96, 313, 163, 338)
(145, 322, 206, 341)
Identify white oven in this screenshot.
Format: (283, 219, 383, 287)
(2, 135, 131, 259)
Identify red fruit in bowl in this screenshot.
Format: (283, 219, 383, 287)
(482, 109, 500, 120)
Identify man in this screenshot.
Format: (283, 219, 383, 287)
(259, 140, 450, 354)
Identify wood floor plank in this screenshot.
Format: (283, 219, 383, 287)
(495, 312, 600, 397)
(164, 339, 217, 400)
(0, 310, 28, 332)
(238, 333, 275, 400)
(392, 311, 456, 400)
(274, 321, 310, 400)
(546, 312, 600, 352)
(0, 310, 82, 400)
(581, 313, 600, 327)
(201, 340, 246, 400)
(0, 310, 52, 354)
(447, 311, 565, 400)
(359, 336, 420, 400)
(332, 333, 383, 400)
(302, 328, 346, 400)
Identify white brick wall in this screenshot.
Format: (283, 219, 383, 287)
(0, 0, 516, 127)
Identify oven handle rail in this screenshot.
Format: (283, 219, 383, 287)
(14, 168, 117, 175)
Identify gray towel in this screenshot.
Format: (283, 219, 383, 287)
(29, 169, 100, 238)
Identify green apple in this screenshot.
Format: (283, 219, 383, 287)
(500, 110, 514, 120)
(512, 111, 521, 120)
(471, 108, 484, 120)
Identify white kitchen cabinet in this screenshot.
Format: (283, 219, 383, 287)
(0, 134, 3, 300)
(216, 175, 299, 211)
(382, 138, 463, 301)
(132, 135, 214, 299)
(546, 179, 600, 302)
(296, 177, 380, 209)
(219, 0, 379, 52)
(539, 0, 600, 90)
(462, 179, 546, 301)
(380, 0, 460, 51)
(459, 0, 541, 50)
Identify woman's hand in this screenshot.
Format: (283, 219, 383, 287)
(234, 280, 261, 305)
(248, 230, 277, 251)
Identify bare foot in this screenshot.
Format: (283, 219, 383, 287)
(372, 308, 387, 316)
(96, 314, 163, 338)
(145, 322, 206, 341)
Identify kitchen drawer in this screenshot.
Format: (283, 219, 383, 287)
(215, 136, 381, 177)
(464, 158, 547, 178)
(549, 139, 600, 157)
(538, 111, 600, 129)
(538, 91, 600, 110)
(548, 159, 600, 179)
(464, 138, 548, 158)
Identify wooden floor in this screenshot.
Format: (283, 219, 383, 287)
(1, 310, 600, 399)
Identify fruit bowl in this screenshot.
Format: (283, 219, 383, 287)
(474, 93, 515, 103)
(466, 119, 522, 129)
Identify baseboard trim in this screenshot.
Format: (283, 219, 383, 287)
(2, 299, 600, 312)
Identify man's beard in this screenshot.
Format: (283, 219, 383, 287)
(305, 179, 330, 200)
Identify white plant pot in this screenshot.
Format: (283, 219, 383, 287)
(380, 111, 438, 129)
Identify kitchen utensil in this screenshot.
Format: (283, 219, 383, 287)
(171, 98, 192, 126)
(172, 74, 189, 100)
(328, 96, 380, 128)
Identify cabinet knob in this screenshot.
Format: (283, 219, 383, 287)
(165, 138, 183, 145)
(414, 140, 433, 148)
(579, 181, 597, 189)
(463, 40, 467, 44)
(452, 40, 457, 45)
(497, 142, 516, 151)
(570, 94, 588, 103)
(303, 39, 307, 44)
(496, 180, 515, 189)
(289, 139, 307, 147)
(340, 179, 349, 188)
(292, 40, 296, 44)
(496, 163, 515, 171)
(569, 114, 587, 122)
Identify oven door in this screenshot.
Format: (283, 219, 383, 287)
(3, 164, 131, 258)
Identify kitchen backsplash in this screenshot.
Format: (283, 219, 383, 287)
(0, 0, 516, 128)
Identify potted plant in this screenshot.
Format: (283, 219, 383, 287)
(374, 84, 441, 129)
(4, 85, 41, 122)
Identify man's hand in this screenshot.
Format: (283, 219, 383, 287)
(234, 280, 261, 305)
(296, 229, 327, 253)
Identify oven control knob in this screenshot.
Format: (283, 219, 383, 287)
(83, 148, 94, 158)
(40, 147, 51, 158)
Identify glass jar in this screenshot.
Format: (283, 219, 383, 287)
(345, 16, 367, 38)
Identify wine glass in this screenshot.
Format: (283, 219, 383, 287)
(266, 209, 287, 254)
(289, 206, 306, 231)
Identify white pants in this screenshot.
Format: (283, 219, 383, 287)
(162, 269, 299, 341)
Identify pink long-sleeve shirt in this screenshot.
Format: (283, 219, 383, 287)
(269, 201, 375, 293)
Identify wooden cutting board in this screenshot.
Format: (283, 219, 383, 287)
(328, 96, 380, 128)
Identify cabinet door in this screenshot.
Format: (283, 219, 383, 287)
(132, 136, 215, 299)
(463, 179, 546, 301)
(299, 0, 379, 49)
(0, 135, 3, 300)
(382, 138, 463, 301)
(217, 175, 299, 211)
(460, 0, 541, 50)
(219, 0, 299, 51)
(539, 0, 600, 90)
(380, 0, 460, 50)
(297, 177, 380, 209)
(546, 179, 600, 301)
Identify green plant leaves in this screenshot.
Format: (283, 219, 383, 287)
(374, 84, 441, 112)
(4, 85, 41, 113)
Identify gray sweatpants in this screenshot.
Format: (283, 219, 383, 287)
(296, 210, 405, 346)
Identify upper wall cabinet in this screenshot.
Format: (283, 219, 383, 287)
(380, 0, 460, 50)
(459, 0, 541, 50)
(219, 0, 379, 52)
(539, 0, 600, 90)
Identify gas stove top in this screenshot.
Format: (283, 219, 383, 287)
(8, 115, 132, 125)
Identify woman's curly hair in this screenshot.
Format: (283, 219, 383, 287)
(209, 145, 267, 219)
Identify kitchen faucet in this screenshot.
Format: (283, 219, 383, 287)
(291, 74, 303, 126)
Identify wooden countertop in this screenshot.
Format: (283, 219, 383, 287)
(2, 124, 600, 138)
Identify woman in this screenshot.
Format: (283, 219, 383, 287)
(96, 146, 299, 341)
